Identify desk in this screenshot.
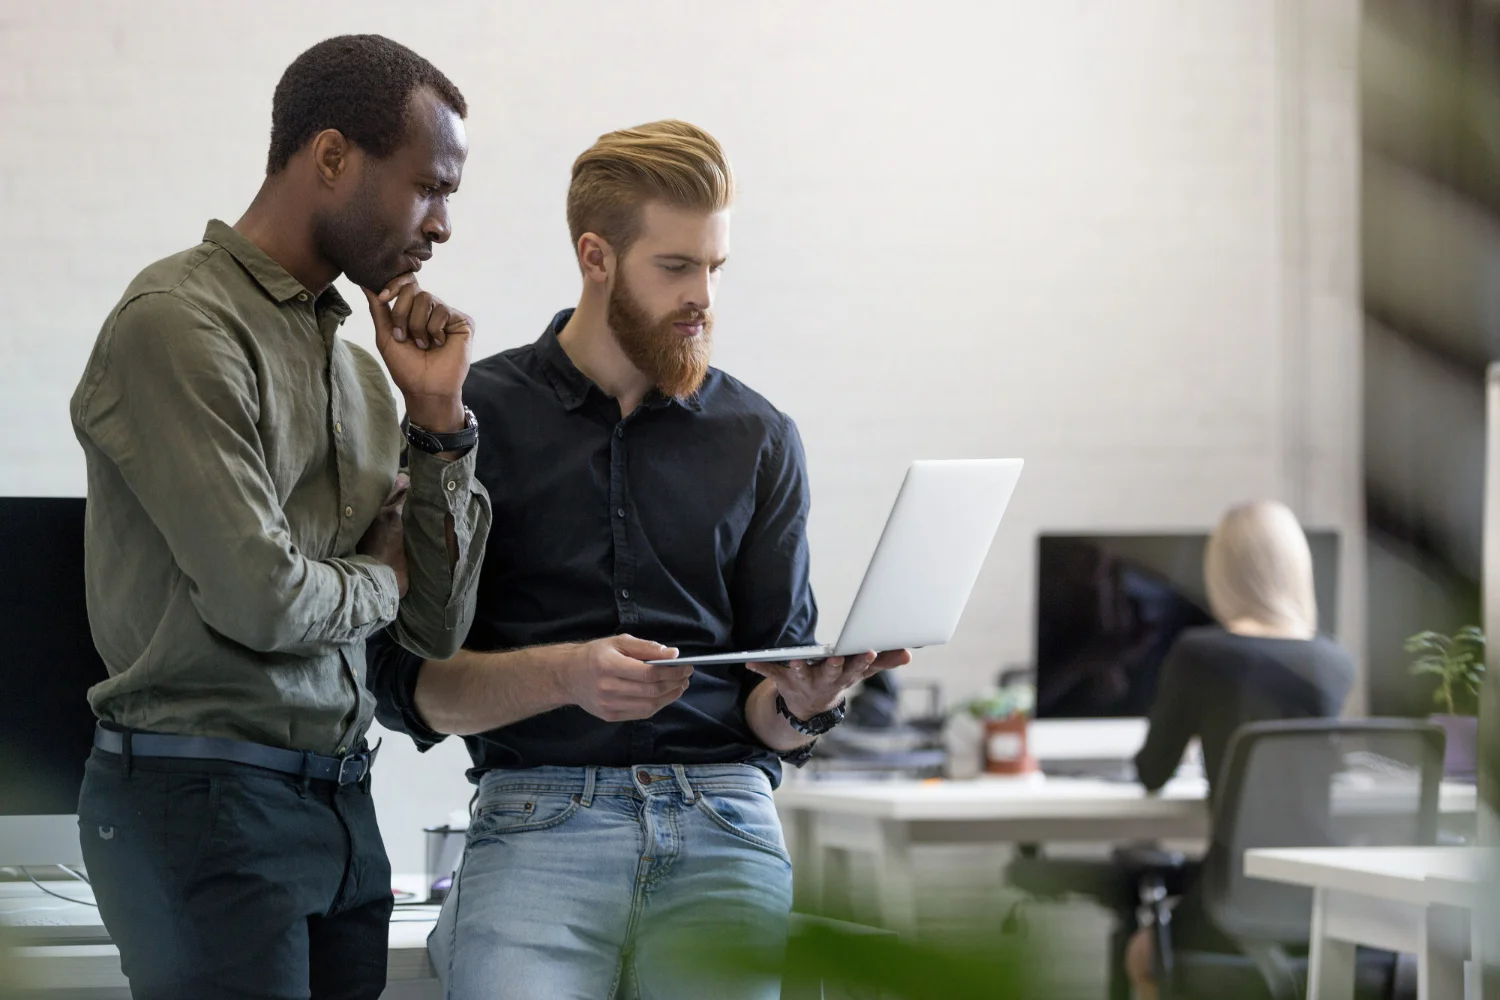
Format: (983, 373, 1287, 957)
(775, 776, 1479, 936)
(4, 876, 442, 999)
(1243, 846, 1490, 1000)
(776, 774, 1213, 934)
(5, 880, 874, 999)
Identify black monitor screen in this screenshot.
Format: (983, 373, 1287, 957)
(0, 498, 107, 815)
(1034, 532, 1339, 719)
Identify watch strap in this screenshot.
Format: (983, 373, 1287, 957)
(406, 406, 478, 455)
(775, 693, 847, 737)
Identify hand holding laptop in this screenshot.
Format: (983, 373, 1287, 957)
(745, 649, 912, 719)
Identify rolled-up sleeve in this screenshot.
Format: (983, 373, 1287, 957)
(74, 291, 401, 655)
(387, 442, 491, 660)
(366, 627, 447, 751)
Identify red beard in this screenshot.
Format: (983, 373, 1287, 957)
(607, 275, 713, 399)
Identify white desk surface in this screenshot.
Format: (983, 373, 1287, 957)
(1246, 846, 1492, 1000)
(774, 775, 1478, 823)
(775, 774, 1209, 821)
(6, 875, 441, 991)
(1244, 846, 1490, 909)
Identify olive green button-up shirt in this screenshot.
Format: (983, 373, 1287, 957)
(70, 220, 491, 754)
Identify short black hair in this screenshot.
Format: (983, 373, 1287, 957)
(266, 34, 467, 174)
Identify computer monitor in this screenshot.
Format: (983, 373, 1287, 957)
(1034, 531, 1340, 720)
(0, 497, 106, 867)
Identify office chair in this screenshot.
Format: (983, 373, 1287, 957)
(1123, 718, 1443, 1000)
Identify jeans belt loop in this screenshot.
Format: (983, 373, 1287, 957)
(671, 764, 697, 805)
(580, 766, 597, 807)
(120, 729, 133, 778)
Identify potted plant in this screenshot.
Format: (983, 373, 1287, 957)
(1405, 626, 1485, 779)
(957, 681, 1038, 776)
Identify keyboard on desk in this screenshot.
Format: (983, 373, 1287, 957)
(1038, 759, 1139, 783)
(0, 882, 112, 946)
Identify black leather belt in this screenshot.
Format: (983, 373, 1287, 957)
(94, 724, 378, 786)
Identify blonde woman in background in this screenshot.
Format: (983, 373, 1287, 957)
(1125, 501, 1355, 1000)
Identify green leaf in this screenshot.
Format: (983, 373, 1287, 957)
(665, 915, 1042, 999)
(1404, 632, 1448, 654)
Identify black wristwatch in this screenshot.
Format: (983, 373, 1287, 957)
(406, 407, 478, 456)
(775, 693, 847, 737)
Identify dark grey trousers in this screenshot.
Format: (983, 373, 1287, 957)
(77, 746, 393, 1000)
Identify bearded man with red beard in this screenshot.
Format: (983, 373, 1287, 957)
(366, 120, 909, 999)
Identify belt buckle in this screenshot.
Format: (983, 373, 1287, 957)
(336, 753, 365, 785)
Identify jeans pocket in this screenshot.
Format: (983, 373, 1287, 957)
(694, 788, 792, 866)
(467, 791, 582, 845)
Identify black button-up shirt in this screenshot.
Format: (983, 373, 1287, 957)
(368, 309, 818, 784)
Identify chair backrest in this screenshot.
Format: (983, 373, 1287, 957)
(1200, 718, 1444, 944)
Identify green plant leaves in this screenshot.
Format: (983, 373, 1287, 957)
(1405, 627, 1486, 716)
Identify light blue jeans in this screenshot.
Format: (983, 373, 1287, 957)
(429, 763, 794, 999)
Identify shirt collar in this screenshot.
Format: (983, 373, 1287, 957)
(201, 219, 351, 319)
(535, 309, 705, 413)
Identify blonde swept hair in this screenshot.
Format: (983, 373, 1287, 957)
(1204, 501, 1319, 637)
(566, 120, 735, 258)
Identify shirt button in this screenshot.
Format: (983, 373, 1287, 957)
(616, 508, 626, 518)
(615, 426, 624, 439)
(297, 292, 309, 302)
(621, 589, 631, 600)
(447, 480, 458, 492)
(344, 506, 354, 518)
(334, 422, 343, 435)
(336, 746, 347, 755)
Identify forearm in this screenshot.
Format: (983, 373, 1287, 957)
(1134, 737, 1188, 792)
(413, 645, 575, 736)
(246, 554, 400, 654)
(1134, 717, 1193, 790)
(746, 679, 817, 753)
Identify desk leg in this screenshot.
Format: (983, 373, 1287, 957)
(873, 820, 918, 938)
(1419, 903, 1469, 1000)
(1307, 888, 1358, 1000)
(1479, 803, 1500, 1000)
(1469, 905, 1483, 1000)
(784, 807, 822, 914)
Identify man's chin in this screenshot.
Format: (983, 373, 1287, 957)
(345, 260, 406, 293)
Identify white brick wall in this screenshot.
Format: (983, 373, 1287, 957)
(0, 1, 1361, 874)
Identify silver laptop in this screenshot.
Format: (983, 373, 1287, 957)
(651, 459, 1023, 666)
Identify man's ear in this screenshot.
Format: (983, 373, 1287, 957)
(577, 233, 614, 284)
(310, 129, 352, 188)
